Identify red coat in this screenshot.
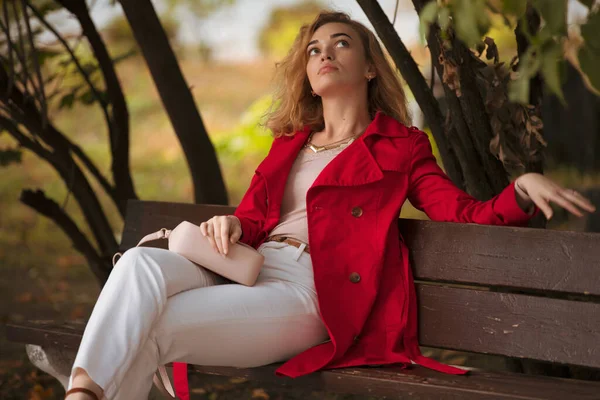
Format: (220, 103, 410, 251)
(172, 111, 539, 398)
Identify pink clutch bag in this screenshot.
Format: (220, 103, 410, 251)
(112, 220, 265, 286)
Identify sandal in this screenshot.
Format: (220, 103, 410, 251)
(64, 387, 99, 400)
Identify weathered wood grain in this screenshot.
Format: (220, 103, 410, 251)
(6, 321, 600, 399)
(120, 201, 600, 296)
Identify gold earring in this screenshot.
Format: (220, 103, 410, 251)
(311, 90, 317, 97)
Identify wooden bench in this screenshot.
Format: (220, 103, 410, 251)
(7, 200, 600, 399)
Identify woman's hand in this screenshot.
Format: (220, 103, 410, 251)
(199, 215, 242, 256)
(514, 173, 596, 220)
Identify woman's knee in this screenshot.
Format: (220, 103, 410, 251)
(116, 247, 150, 265)
(112, 247, 164, 281)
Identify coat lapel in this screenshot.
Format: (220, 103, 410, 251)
(254, 112, 408, 217)
(311, 136, 383, 188)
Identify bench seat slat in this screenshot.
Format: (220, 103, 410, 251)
(184, 363, 600, 400)
(8, 282, 600, 369)
(6, 320, 600, 400)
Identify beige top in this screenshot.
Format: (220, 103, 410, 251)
(268, 140, 352, 245)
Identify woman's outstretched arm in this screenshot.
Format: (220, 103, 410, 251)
(406, 131, 595, 226)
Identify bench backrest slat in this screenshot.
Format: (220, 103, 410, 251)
(120, 200, 600, 368)
(400, 219, 600, 296)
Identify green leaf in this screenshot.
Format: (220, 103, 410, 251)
(509, 73, 531, 104)
(36, 49, 62, 66)
(59, 93, 75, 109)
(37, 0, 62, 16)
(581, 9, 600, 52)
(419, 1, 439, 41)
(81, 62, 99, 75)
(79, 90, 97, 105)
(509, 47, 541, 103)
(453, 0, 488, 47)
(0, 147, 23, 167)
(540, 44, 566, 102)
(502, 0, 527, 17)
(438, 6, 451, 31)
(520, 47, 542, 79)
(532, 0, 567, 35)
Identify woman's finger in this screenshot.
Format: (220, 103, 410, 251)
(530, 193, 553, 219)
(220, 217, 230, 256)
(549, 189, 584, 217)
(200, 221, 207, 236)
(206, 223, 219, 254)
(230, 228, 241, 244)
(213, 219, 225, 255)
(560, 189, 597, 213)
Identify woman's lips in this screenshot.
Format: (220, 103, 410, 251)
(319, 66, 338, 74)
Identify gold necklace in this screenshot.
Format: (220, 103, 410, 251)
(304, 131, 362, 153)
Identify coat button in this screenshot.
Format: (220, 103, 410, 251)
(353, 335, 360, 343)
(349, 272, 361, 283)
(351, 206, 363, 217)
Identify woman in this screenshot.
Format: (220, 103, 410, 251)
(65, 11, 596, 400)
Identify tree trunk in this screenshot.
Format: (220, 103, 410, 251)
(118, 0, 229, 205)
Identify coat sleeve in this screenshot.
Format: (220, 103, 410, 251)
(406, 131, 540, 227)
(229, 171, 268, 248)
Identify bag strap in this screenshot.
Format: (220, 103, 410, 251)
(111, 227, 177, 399)
(112, 228, 172, 266)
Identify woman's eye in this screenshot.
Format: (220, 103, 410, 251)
(308, 48, 319, 56)
(337, 40, 349, 48)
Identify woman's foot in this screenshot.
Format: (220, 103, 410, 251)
(68, 367, 103, 399)
(64, 387, 99, 399)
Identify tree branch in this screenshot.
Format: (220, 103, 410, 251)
(356, 0, 464, 190)
(413, 0, 507, 199)
(1, 67, 123, 220)
(0, 65, 118, 256)
(21, 0, 48, 130)
(20, 189, 110, 285)
(57, 0, 138, 212)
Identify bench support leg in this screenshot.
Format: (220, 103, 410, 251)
(25, 344, 77, 391)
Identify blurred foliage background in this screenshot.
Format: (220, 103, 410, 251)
(1, 0, 599, 398)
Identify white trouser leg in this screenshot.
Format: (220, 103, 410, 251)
(69, 242, 327, 400)
(67, 247, 224, 399)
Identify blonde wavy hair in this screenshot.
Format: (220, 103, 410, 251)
(264, 11, 411, 138)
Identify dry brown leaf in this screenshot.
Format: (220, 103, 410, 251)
(15, 292, 33, 303)
(56, 280, 70, 291)
(252, 388, 270, 399)
(69, 305, 86, 320)
(439, 54, 462, 97)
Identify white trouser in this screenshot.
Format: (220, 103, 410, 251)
(67, 241, 328, 399)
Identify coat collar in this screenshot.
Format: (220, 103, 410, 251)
(255, 111, 409, 190)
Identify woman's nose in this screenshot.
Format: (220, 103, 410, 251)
(320, 47, 334, 61)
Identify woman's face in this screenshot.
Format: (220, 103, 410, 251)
(306, 22, 373, 98)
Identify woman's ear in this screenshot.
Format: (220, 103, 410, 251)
(365, 64, 376, 80)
